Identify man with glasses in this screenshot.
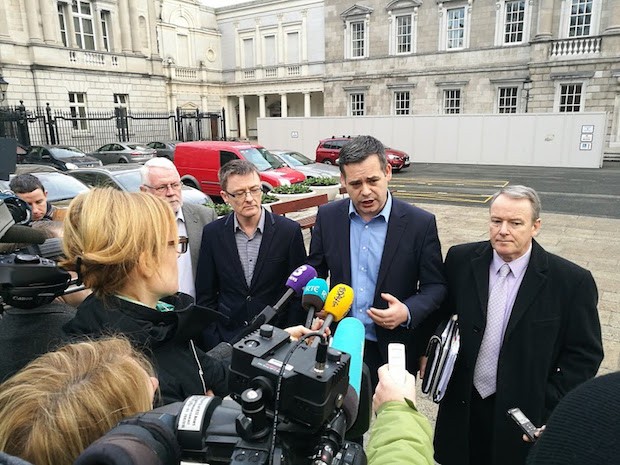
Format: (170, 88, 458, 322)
(195, 160, 307, 350)
(140, 157, 215, 298)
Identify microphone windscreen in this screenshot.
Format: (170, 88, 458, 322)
(302, 277, 329, 310)
(0, 224, 47, 244)
(323, 284, 354, 323)
(285, 264, 317, 294)
(332, 317, 365, 396)
(341, 385, 359, 428)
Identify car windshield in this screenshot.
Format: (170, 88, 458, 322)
(113, 170, 142, 191)
(239, 148, 273, 171)
(256, 148, 284, 169)
(34, 173, 89, 201)
(279, 152, 312, 166)
(49, 147, 87, 158)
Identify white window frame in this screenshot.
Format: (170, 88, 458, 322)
(238, 31, 256, 69)
(285, 30, 301, 65)
(72, 1, 96, 50)
(393, 90, 412, 115)
(559, 0, 601, 38)
(341, 6, 374, 60)
(69, 92, 89, 131)
(58, 2, 68, 47)
(261, 31, 278, 67)
(496, 86, 520, 113)
(494, 0, 533, 46)
(114, 93, 130, 110)
(555, 81, 586, 112)
(387, 0, 422, 55)
(101, 9, 111, 52)
(349, 93, 366, 116)
(438, 2, 472, 51)
(443, 88, 462, 114)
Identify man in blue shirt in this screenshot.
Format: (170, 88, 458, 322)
(308, 135, 447, 388)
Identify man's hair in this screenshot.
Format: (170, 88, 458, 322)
(61, 188, 176, 297)
(0, 337, 156, 465)
(9, 174, 45, 194)
(218, 159, 259, 192)
(140, 157, 180, 185)
(338, 135, 388, 174)
(490, 185, 542, 221)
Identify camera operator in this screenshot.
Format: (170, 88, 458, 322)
(0, 337, 158, 465)
(8, 174, 67, 222)
(366, 364, 434, 465)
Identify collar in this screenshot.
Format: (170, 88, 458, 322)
(491, 243, 532, 278)
(234, 207, 265, 233)
(176, 207, 185, 223)
(348, 191, 393, 222)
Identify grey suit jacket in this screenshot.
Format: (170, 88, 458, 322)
(181, 203, 216, 278)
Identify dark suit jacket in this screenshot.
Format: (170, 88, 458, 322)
(195, 209, 307, 349)
(433, 239, 603, 465)
(182, 203, 216, 279)
(307, 197, 447, 372)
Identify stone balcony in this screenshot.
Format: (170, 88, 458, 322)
(550, 36, 602, 58)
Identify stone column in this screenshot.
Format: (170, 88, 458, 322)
(0, 1, 10, 37)
(93, 6, 106, 50)
(259, 94, 266, 118)
(238, 95, 247, 139)
(39, 0, 57, 43)
(304, 92, 311, 117)
(26, 0, 43, 43)
(201, 95, 209, 113)
(603, 0, 620, 34)
(118, 0, 133, 52)
(280, 93, 288, 118)
(301, 10, 308, 62)
(128, 1, 142, 53)
(534, 0, 554, 41)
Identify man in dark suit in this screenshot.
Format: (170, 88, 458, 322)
(141, 157, 216, 299)
(307, 135, 447, 388)
(195, 160, 307, 350)
(431, 185, 603, 465)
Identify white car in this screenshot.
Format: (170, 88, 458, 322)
(268, 150, 340, 180)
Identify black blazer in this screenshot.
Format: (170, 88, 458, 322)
(195, 209, 307, 350)
(433, 239, 604, 465)
(307, 197, 447, 371)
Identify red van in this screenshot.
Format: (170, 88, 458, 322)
(173, 141, 306, 197)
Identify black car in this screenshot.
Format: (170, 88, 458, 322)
(22, 145, 102, 171)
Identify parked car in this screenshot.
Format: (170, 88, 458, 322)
(66, 164, 213, 205)
(315, 136, 411, 171)
(21, 145, 102, 171)
(88, 143, 156, 164)
(173, 141, 306, 197)
(254, 146, 309, 180)
(145, 141, 179, 160)
(9, 169, 91, 207)
(267, 149, 340, 179)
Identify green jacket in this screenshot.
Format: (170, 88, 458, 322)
(367, 401, 434, 465)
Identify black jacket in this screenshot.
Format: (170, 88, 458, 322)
(63, 293, 229, 405)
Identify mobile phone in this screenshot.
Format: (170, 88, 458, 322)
(507, 407, 538, 442)
(388, 343, 407, 385)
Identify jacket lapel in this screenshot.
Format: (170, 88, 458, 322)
(375, 200, 406, 296)
(339, 201, 352, 284)
(504, 240, 548, 340)
(182, 205, 201, 273)
(471, 242, 493, 328)
(223, 213, 249, 292)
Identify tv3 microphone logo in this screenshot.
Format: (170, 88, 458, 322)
(289, 265, 309, 282)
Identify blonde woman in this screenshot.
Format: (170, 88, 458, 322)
(0, 337, 158, 465)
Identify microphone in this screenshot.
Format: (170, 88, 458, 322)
(230, 265, 317, 344)
(318, 283, 354, 334)
(302, 277, 329, 327)
(331, 317, 365, 396)
(273, 264, 317, 311)
(0, 224, 47, 244)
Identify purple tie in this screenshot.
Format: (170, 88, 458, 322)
(474, 263, 511, 399)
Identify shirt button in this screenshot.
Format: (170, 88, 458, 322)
(246, 295, 252, 301)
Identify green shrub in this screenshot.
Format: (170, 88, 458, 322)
(271, 183, 313, 194)
(211, 202, 232, 216)
(303, 176, 339, 186)
(262, 193, 279, 204)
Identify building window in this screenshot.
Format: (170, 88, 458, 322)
(58, 3, 68, 47)
(263, 34, 277, 67)
(242, 37, 255, 68)
(286, 32, 300, 64)
(497, 87, 519, 113)
(396, 15, 412, 53)
(443, 89, 461, 114)
(351, 21, 366, 58)
(69, 92, 88, 130)
(350, 93, 365, 116)
(394, 91, 411, 115)
(569, 0, 592, 37)
(447, 7, 465, 49)
(72, 1, 95, 50)
(558, 83, 583, 112)
(101, 10, 111, 51)
(114, 94, 129, 109)
(504, 0, 525, 43)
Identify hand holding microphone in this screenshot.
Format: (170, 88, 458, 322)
(313, 284, 354, 344)
(302, 278, 329, 328)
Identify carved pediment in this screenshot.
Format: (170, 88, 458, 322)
(386, 0, 423, 11)
(340, 4, 375, 20)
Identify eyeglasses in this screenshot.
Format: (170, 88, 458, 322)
(168, 236, 188, 254)
(145, 182, 182, 193)
(225, 186, 263, 199)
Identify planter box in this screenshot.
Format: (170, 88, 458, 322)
(305, 184, 340, 201)
(262, 200, 281, 212)
(271, 190, 315, 202)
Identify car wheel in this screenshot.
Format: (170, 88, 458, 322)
(322, 159, 334, 165)
(118, 157, 128, 163)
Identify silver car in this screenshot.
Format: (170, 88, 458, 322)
(88, 142, 156, 164)
(269, 150, 340, 179)
(145, 141, 179, 161)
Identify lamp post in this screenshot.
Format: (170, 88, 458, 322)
(523, 77, 532, 113)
